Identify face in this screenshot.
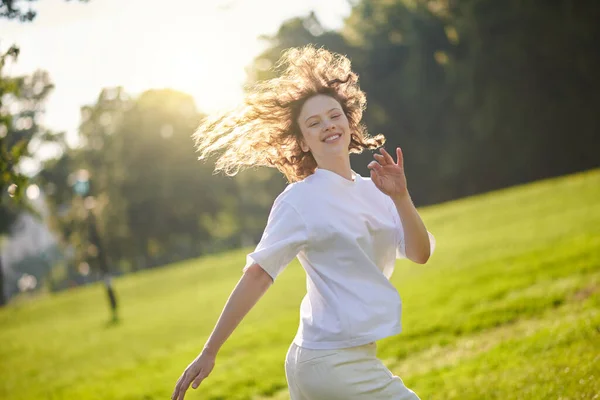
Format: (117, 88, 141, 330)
(297, 94, 352, 162)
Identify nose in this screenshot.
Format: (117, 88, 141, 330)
(324, 119, 335, 131)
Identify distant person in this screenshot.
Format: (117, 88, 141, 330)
(172, 45, 435, 400)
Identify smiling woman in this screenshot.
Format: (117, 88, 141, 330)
(172, 45, 434, 400)
(297, 95, 354, 180)
(192, 45, 384, 182)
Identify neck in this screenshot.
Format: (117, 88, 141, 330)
(316, 154, 353, 181)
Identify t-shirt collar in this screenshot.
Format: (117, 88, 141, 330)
(313, 168, 358, 186)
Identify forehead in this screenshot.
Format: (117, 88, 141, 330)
(299, 95, 342, 119)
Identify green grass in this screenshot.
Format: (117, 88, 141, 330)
(1, 169, 599, 400)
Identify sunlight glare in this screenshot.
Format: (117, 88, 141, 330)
(26, 184, 40, 200)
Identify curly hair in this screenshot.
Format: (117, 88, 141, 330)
(193, 45, 385, 183)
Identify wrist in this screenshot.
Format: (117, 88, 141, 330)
(391, 190, 410, 203)
(202, 344, 219, 358)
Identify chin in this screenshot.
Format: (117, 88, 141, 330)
(324, 147, 349, 157)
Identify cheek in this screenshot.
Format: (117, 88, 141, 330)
(335, 116, 349, 131)
(339, 118, 351, 135)
(342, 117, 351, 129)
(299, 129, 319, 150)
(304, 129, 321, 144)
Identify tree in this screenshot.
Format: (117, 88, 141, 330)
(0, 46, 20, 306)
(0, 45, 21, 232)
(40, 87, 233, 272)
(0, 0, 90, 306)
(249, 0, 600, 205)
(0, 67, 58, 305)
(248, 12, 353, 84)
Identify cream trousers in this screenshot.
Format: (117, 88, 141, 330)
(285, 342, 420, 400)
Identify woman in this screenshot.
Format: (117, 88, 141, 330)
(172, 45, 434, 400)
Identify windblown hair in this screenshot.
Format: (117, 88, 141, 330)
(193, 45, 385, 182)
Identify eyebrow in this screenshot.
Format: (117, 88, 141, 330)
(305, 108, 341, 123)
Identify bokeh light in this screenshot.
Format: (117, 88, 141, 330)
(17, 274, 37, 292)
(7, 183, 17, 197)
(26, 183, 40, 200)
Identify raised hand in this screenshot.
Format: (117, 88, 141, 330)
(368, 147, 408, 199)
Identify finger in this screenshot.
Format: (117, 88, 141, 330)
(191, 371, 206, 389)
(176, 379, 192, 400)
(172, 376, 183, 400)
(396, 147, 404, 167)
(369, 168, 381, 186)
(380, 147, 395, 165)
(368, 161, 382, 171)
(373, 153, 388, 165)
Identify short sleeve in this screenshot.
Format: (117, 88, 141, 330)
(243, 198, 308, 281)
(385, 196, 436, 259)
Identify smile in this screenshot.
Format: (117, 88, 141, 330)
(322, 133, 341, 143)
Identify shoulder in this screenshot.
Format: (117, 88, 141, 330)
(266, 182, 310, 228)
(274, 176, 314, 206)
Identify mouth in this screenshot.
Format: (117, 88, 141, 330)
(322, 133, 342, 143)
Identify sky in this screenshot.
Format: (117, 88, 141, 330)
(1, 0, 351, 172)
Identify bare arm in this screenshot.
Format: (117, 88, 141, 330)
(203, 264, 273, 356)
(391, 193, 431, 264)
(369, 147, 432, 264)
(172, 263, 273, 400)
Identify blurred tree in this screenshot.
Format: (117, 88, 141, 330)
(0, 45, 21, 233)
(11, 0, 600, 299)
(73, 87, 132, 270)
(0, 0, 90, 205)
(0, 45, 20, 306)
(446, 0, 600, 195)
(117, 89, 214, 268)
(248, 11, 352, 84)
(249, 0, 600, 205)
(0, 0, 91, 306)
(342, 0, 455, 204)
(40, 88, 251, 277)
(0, 0, 90, 203)
(0, 67, 58, 306)
(39, 87, 128, 319)
(246, 8, 455, 204)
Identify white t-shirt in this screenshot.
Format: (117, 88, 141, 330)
(244, 168, 435, 350)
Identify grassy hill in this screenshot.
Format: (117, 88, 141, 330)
(1, 169, 598, 400)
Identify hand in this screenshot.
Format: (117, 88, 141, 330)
(368, 147, 408, 199)
(171, 351, 216, 400)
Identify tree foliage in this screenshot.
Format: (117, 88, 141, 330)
(5, 0, 600, 299)
(0, 0, 91, 306)
(249, 0, 600, 204)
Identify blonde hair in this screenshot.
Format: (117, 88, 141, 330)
(193, 45, 385, 182)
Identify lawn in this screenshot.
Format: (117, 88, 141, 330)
(1, 169, 598, 399)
